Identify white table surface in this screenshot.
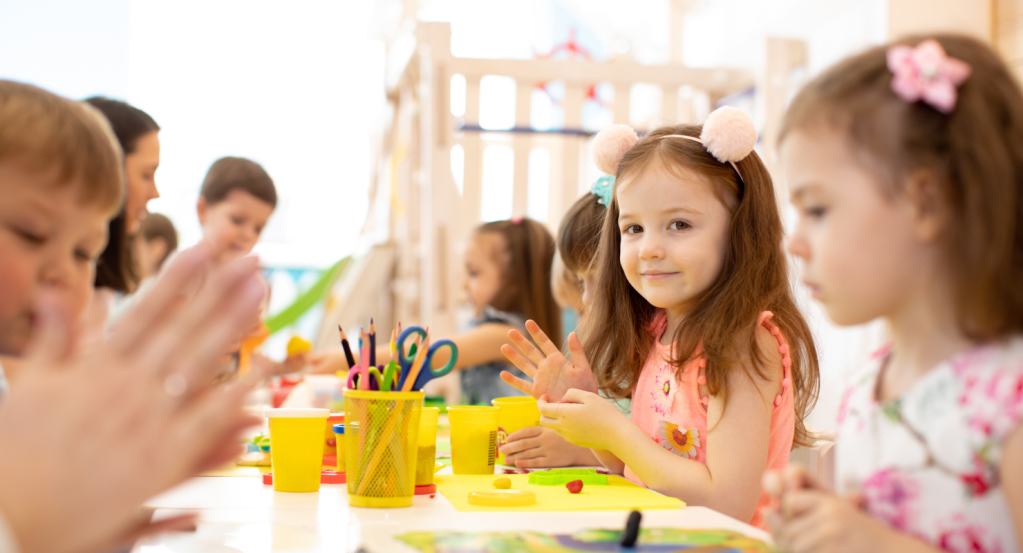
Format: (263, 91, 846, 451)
(136, 468, 771, 552)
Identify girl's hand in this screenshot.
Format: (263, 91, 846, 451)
(537, 388, 628, 450)
(501, 425, 599, 468)
(500, 322, 597, 402)
(251, 352, 308, 378)
(763, 466, 937, 553)
(307, 350, 350, 374)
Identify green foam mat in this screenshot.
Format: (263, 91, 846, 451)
(527, 468, 608, 486)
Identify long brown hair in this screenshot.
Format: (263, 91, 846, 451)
(477, 218, 563, 348)
(558, 192, 606, 274)
(782, 34, 1023, 340)
(583, 124, 820, 446)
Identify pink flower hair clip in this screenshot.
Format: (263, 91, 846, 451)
(887, 39, 971, 114)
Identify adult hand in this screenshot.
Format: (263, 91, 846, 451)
(537, 388, 628, 450)
(500, 323, 597, 402)
(0, 245, 263, 553)
(501, 425, 598, 468)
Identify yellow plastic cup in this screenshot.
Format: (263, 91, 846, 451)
(265, 408, 329, 492)
(447, 406, 499, 475)
(416, 407, 440, 486)
(491, 396, 541, 465)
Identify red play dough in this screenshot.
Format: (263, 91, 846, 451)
(566, 479, 584, 494)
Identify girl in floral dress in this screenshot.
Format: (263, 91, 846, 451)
(500, 107, 820, 529)
(765, 35, 1023, 553)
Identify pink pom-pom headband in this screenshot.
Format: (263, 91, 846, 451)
(591, 106, 758, 184)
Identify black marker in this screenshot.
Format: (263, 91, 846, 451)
(620, 510, 642, 548)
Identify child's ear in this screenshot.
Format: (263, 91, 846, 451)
(904, 169, 949, 243)
(196, 197, 208, 225)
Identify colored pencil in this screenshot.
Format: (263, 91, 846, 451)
(359, 329, 371, 389)
(369, 318, 376, 367)
(400, 331, 430, 392)
(338, 325, 356, 369)
(389, 329, 397, 363)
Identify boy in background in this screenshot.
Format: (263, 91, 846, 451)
(195, 157, 305, 377)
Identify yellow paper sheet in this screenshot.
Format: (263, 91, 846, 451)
(435, 473, 685, 512)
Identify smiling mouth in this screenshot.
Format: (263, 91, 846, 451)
(640, 272, 678, 280)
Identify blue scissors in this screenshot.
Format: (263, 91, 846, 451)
(346, 361, 401, 391)
(394, 326, 458, 391)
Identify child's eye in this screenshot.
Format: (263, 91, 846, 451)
(669, 220, 690, 231)
(73, 249, 92, 263)
(622, 224, 643, 234)
(804, 206, 827, 219)
(15, 228, 44, 245)
(231, 216, 244, 225)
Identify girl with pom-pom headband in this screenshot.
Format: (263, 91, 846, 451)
(500, 104, 820, 530)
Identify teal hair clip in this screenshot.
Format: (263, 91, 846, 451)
(591, 175, 614, 206)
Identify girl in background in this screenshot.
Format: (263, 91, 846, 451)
(310, 217, 562, 406)
(503, 181, 611, 468)
(765, 35, 1023, 553)
(135, 213, 178, 280)
(503, 108, 820, 528)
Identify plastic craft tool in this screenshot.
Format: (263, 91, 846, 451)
(346, 362, 401, 391)
(467, 489, 536, 507)
(395, 326, 458, 391)
(527, 468, 609, 486)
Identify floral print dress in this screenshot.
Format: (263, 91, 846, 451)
(626, 310, 796, 529)
(835, 339, 1023, 553)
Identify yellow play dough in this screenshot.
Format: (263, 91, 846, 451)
(287, 336, 312, 356)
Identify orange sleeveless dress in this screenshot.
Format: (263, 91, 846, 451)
(625, 310, 795, 529)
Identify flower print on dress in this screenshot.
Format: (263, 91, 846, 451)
(657, 420, 700, 459)
(937, 514, 1000, 553)
(650, 363, 676, 415)
(862, 468, 919, 531)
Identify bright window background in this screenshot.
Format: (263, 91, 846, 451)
(1, 0, 383, 269)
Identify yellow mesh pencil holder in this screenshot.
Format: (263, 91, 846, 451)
(344, 389, 423, 508)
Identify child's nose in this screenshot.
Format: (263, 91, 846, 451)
(39, 252, 73, 288)
(638, 234, 665, 260)
(786, 232, 810, 260)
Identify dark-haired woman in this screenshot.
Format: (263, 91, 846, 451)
(85, 97, 161, 295)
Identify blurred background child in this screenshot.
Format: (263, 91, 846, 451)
(310, 217, 562, 406)
(193, 156, 306, 378)
(135, 212, 178, 281)
(765, 34, 1023, 553)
